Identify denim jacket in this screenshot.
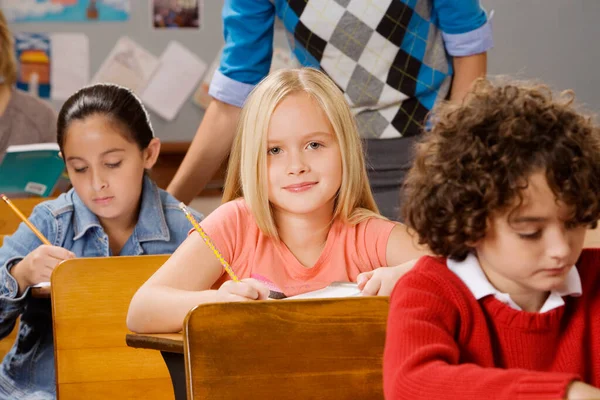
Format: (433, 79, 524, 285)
(0, 175, 202, 399)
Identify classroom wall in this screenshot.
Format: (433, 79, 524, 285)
(484, 0, 599, 114)
(7, 1, 225, 143)
(7, 0, 599, 144)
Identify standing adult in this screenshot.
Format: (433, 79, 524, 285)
(168, 0, 492, 219)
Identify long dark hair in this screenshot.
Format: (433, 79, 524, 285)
(57, 84, 154, 154)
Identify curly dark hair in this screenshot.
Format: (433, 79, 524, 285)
(402, 79, 600, 260)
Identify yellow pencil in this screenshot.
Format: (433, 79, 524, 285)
(178, 202, 240, 282)
(1, 194, 51, 245)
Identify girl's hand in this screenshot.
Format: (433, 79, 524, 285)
(566, 381, 600, 399)
(10, 245, 75, 294)
(357, 258, 418, 296)
(217, 278, 270, 302)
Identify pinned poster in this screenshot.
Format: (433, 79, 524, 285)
(92, 37, 159, 95)
(14, 32, 89, 100)
(1, 0, 130, 23)
(141, 41, 207, 121)
(152, 0, 201, 29)
(14, 33, 52, 99)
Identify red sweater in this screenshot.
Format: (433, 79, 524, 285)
(383, 248, 600, 400)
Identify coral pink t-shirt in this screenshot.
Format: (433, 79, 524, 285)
(198, 199, 397, 297)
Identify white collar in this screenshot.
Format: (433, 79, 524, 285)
(447, 253, 582, 313)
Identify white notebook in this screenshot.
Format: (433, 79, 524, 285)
(285, 282, 361, 300)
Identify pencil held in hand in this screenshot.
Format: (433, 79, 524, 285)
(1, 194, 51, 245)
(178, 202, 240, 282)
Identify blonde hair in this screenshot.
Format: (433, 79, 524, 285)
(223, 68, 382, 238)
(0, 10, 17, 86)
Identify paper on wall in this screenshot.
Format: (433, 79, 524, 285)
(13, 32, 89, 100)
(51, 33, 89, 100)
(141, 41, 207, 121)
(92, 36, 159, 95)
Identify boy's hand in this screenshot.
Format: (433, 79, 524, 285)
(217, 278, 270, 302)
(566, 381, 600, 399)
(10, 245, 75, 294)
(357, 258, 418, 296)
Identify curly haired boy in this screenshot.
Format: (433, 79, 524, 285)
(384, 79, 600, 400)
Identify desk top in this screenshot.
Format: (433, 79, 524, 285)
(126, 332, 183, 354)
(31, 287, 50, 298)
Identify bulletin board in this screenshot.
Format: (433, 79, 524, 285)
(7, 1, 224, 143)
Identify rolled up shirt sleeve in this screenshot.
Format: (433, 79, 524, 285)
(208, 0, 276, 107)
(0, 258, 22, 299)
(434, 0, 494, 56)
(0, 204, 54, 332)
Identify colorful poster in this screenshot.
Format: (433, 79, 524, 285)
(1, 0, 130, 23)
(152, 0, 201, 29)
(14, 33, 52, 99)
(14, 32, 90, 100)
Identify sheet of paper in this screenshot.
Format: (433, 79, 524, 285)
(285, 282, 361, 300)
(51, 33, 89, 100)
(32, 282, 50, 288)
(141, 41, 207, 121)
(92, 36, 159, 95)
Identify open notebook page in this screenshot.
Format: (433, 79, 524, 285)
(285, 282, 361, 300)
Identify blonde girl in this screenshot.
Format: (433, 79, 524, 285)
(127, 68, 425, 333)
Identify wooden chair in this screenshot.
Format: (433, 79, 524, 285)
(183, 297, 389, 400)
(51, 255, 174, 399)
(0, 197, 51, 235)
(0, 317, 18, 363)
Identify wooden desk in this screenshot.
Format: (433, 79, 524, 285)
(126, 333, 185, 400)
(126, 333, 183, 354)
(31, 286, 50, 298)
(52, 256, 173, 399)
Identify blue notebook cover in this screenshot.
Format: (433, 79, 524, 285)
(0, 143, 65, 197)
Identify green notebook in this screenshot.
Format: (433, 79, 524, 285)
(0, 143, 66, 197)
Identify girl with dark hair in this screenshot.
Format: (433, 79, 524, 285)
(0, 83, 202, 399)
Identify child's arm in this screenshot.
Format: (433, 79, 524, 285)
(0, 205, 71, 337)
(10, 245, 74, 294)
(126, 231, 269, 334)
(359, 223, 428, 295)
(566, 382, 600, 399)
(383, 267, 580, 400)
